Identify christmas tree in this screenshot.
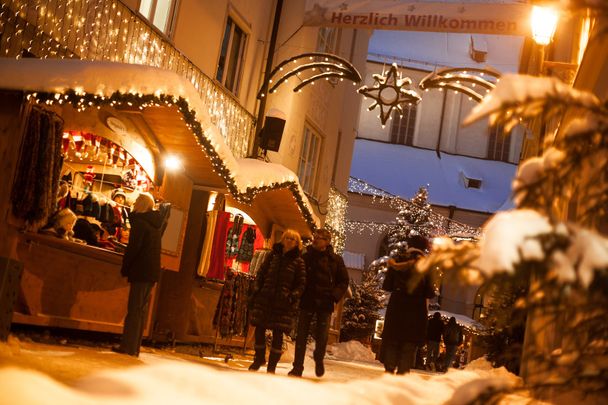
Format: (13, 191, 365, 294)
(340, 271, 385, 342)
(370, 186, 439, 274)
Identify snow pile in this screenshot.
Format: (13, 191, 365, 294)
(0, 357, 524, 405)
(326, 340, 378, 363)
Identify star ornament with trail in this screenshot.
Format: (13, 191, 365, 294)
(358, 63, 421, 126)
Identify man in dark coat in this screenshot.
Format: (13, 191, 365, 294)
(380, 235, 435, 374)
(114, 194, 170, 357)
(288, 228, 349, 378)
(426, 311, 444, 370)
(248, 229, 306, 373)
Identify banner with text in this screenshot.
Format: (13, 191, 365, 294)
(304, 1, 531, 36)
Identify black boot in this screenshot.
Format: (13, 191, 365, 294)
(266, 350, 281, 374)
(249, 346, 266, 371)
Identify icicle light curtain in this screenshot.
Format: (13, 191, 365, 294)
(11, 104, 64, 230)
(0, 0, 254, 159)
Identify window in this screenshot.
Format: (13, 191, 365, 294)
(216, 16, 247, 95)
(487, 124, 511, 161)
(316, 27, 338, 53)
(138, 0, 178, 35)
(390, 104, 417, 146)
(464, 177, 482, 189)
(297, 125, 323, 196)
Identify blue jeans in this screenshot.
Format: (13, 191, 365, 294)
(292, 310, 331, 369)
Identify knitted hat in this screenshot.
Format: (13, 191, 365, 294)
(111, 188, 127, 201)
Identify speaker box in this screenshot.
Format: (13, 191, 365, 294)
(260, 116, 286, 152)
(0, 257, 23, 341)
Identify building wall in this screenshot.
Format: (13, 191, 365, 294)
(356, 60, 524, 163)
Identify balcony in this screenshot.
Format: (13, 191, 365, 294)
(0, 0, 255, 159)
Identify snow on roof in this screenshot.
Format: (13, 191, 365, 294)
(342, 250, 366, 270)
(431, 310, 486, 333)
(349, 139, 516, 213)
(0, 58, 318, 226)
(368, 30, 524, 72)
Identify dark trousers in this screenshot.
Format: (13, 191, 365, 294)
(120, 281, 153, 356)
(293, 309, 331, 369)
(254, 325, 284, 353)
(382, 341, 417, 374)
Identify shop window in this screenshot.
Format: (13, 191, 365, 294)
(487, 123, 511, 161)
(216, 16, 247, 95)
(390, 104, 417, 146)
(138, 0, 179, 36)
(297, 124, 323, 197)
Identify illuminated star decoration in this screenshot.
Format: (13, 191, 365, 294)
(357, 63, 421, 126)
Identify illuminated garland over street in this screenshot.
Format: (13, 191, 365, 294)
(30, 89, 318, 231)
(257, 52, 362, 98)
(419, 67, 501, 103)
(347, 177, 481, 238)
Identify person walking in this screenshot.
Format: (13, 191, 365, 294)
(443, 316, 463, 371)
(114, 193, 170, 356)
(248, 229, 306, 374)
(379, 235, 435, 374)
(288, 228, 349, 378)
(426, 311, 444, 371)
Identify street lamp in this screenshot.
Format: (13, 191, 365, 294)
(531, 5, 559, 45)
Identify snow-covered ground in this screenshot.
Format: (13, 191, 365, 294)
(0, 338, 529, 405)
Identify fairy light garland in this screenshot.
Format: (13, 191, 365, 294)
(324, 187, 348, 254)
(29, 89, 318, 231)
(0, 0, 253, 159)
(347, 177, 481, 238)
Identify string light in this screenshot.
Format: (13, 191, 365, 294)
(358, 63, 421, 125)
(0, 0, 253, 159)
(324, 187, 348, 254)
(347, 177, 481, 238)
(257, 52, 362, 98)
(419, 67, 501, 103)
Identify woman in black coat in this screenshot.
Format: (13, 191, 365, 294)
(248, 229, 306, 373)
(380, 235, 435, 374)
(114, 193, 169, 357)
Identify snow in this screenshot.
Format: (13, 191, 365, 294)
(350, 139, 516, 212)
(465, 74, 602, 125)
(476, 209, 552, 275)
(0, 58, 317, 226)
(0, 355, 525, 405)
(326, 340, 377, 363)
(475, 209, 608, 286)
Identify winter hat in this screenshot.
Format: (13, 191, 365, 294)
(111, 188, 127, 201)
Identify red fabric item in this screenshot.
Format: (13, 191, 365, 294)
(206, 211, 231, 280)
(225, 224, 264, 273)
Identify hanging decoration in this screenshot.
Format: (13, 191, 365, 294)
(257, 52, 362, 98)
(418, 67, 501, 103)
(357, 63, 421, 126)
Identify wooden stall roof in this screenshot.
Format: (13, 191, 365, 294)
(226, 188, 314, 239)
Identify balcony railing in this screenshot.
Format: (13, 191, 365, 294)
(0, 0, 255, 159)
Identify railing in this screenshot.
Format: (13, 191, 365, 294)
(0, 0, 255, 159)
